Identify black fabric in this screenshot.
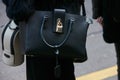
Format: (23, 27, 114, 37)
(111, 0, 120, 22)
(20, 10, 89, 63)
(2, 0, 83, 22)
(92, 0, 120, 43)
(102, 0, 120, 43)
(92, 0, 120, 20)
(2, 0, 35, 22)
(26, 56, 75, 80)
(115, 42, 120, 80)
(92, 0, 103, 19)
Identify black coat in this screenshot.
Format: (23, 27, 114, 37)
(92, 0, 120, 43)
(92, 0, 120, 19)
(2, 0, 84, 22)
(92, 0, 103, 19)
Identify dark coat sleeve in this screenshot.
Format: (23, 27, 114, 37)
(2, 0, 35, 22)
(92, 0, 103, 19)
(2, 0, 83, 22)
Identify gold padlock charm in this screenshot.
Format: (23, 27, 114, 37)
(56, 18, 63, 33)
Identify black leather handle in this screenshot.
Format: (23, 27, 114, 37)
(40, 16, 74, 48)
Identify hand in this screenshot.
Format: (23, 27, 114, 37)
(96, 16, 104, 26)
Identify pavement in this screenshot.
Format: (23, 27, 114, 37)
(0, 0, 118, 80)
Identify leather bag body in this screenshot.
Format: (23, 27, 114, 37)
(20, 9, 90, 62)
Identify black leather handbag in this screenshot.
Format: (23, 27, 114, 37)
(19, 5, 91, 63)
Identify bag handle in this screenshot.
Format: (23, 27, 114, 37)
(40, 16, 74, 49)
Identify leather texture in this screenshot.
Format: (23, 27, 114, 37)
(20, 10, 89, 62)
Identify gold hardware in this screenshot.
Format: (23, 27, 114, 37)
(56, 18, 63, 33)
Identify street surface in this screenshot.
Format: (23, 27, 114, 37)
(0, 0, 118, 80)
